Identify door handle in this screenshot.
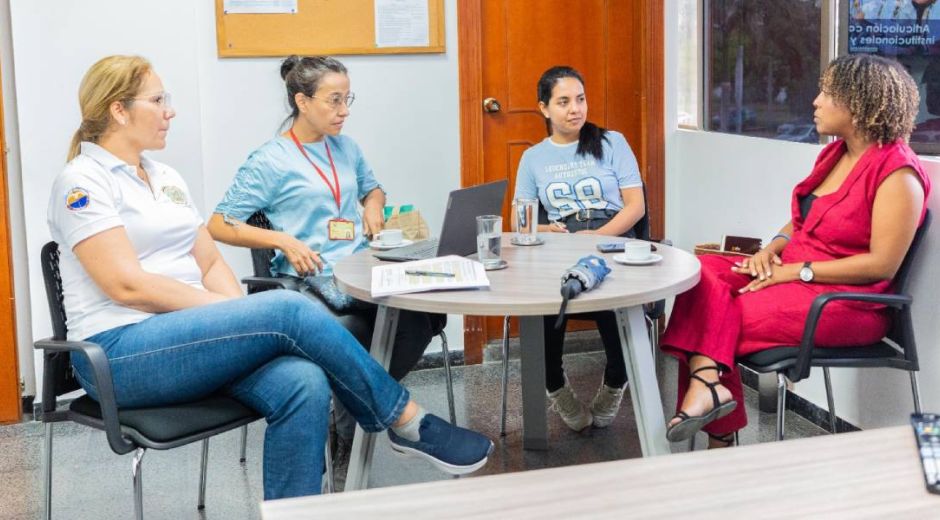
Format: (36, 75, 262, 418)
(482, 97, 502, 113)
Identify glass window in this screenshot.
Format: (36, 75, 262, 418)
(704, 1, 823, 143)
(678, 0, 701, 128)
(847, 0, 940, 154)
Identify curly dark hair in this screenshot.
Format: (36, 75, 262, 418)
(819, 54, 919, 145)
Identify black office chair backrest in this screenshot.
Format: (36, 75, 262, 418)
(39, 241, 82, 411)
(534, 182, 651, 240)
(246, 211, 276, 279)
(883, 208, 931, 360)
(892, 209, 931, 296)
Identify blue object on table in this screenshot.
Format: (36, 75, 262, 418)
(555, 255, 611, 328)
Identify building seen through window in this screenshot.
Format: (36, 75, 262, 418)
(705, 0, 822, 143)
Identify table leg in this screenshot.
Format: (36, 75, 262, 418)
(519, 316, 549, 450)
(345, 305, 400, 491)
(615, 306, 671, 457)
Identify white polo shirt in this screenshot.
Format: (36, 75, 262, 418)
(47, 142, 205, 340)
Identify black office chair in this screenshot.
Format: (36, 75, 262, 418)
(738, 209, 931, 441)
(36, 242, 261, 520)
(242, 211, 458, 426)
(498, 186, 667, 435)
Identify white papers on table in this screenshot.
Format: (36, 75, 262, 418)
(223, 0, 297, 14)
(371, 255, 489, 297)
(374, 0, 430, 47)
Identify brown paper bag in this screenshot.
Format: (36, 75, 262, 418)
(384, 206, 430, 240)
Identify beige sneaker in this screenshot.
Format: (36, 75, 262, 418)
(590, 382, 627, 428)
(547, 380, 593, 432)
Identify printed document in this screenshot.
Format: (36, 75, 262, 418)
(371, 255, 489, 297)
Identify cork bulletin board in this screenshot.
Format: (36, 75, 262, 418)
(215, 0, 445, 57)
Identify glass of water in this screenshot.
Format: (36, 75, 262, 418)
(476, 215, 503, 269)
(513, 198, 539, 244)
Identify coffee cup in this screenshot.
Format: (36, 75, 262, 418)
(376, 229, 403, 246)
(623, 241, 652, 261)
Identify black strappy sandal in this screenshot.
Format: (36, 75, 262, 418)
(707, 431, 736, 448)
(665, 366, 737, 442)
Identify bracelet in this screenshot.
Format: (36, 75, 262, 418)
(772, 233, 791, 242)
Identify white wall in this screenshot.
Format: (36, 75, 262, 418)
(664, 3, 940, 428)
(6, 0, 463, 395)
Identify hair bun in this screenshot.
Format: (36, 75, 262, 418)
(280, 55, 302, 80)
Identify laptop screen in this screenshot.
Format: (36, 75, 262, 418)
(434, 180, 508, 257)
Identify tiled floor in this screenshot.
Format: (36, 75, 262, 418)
(0, 352, 826, 519)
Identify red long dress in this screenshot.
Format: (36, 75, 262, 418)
(661, 140, 931, 434)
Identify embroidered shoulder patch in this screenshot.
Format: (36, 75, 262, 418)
(65, 188, 90, 211)
(161, 185, 188, 205)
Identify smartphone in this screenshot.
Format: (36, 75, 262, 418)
(596, 242, 657, 253)
(911, 413, 940, 495)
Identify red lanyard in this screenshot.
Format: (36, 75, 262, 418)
(289, 129, 341, 212)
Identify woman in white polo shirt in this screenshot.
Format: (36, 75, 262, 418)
(48, 55, 492, 500)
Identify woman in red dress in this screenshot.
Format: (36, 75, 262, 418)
(662, 54, 932, 448)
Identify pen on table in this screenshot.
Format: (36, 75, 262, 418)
(405, 270, 455, 278)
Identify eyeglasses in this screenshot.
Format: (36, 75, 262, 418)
(309, 92, 355, 109)
(131, 92, 173, 110)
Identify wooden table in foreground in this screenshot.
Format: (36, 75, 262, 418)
(333, 233, 700, 490)
(262, 426, 937, 519)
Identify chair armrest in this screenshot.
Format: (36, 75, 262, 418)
(242, 276, 293, 293)
(792, 292, 911, 381)
(34, 338, 136, 455)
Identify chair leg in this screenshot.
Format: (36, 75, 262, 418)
(500, 315, 511, 437)
(439, 330, 457, 425)
(910, 371, 923, 414)
(132, 448, 146, 520)
(42, 422, 53, 520)
(776, 373, 787, 441)
(323, 433, 335, 494)
(239, 425, 248, 464)
(198, 439, 209, 510)
(822, 367, 837, 434)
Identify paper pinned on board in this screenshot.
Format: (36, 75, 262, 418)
(371, 255, 490, 297)
(223, 0, 297, 14)
(374, 0, 430, 47)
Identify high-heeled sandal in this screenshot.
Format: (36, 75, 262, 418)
(707, 431, 736, 448)
(665, 365, 737, 442)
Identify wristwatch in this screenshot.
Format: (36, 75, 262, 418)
(799, 261, 815, 283)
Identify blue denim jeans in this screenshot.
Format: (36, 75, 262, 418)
(69, 290, 409, 500)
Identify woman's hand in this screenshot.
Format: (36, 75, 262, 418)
(731, 248, 782, 281)
(278, 232, 323, 276)
(547, 221, 568, 233)
(738, 263, 800, 293)
(362, 204, 385, 238)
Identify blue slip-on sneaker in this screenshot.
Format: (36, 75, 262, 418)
(387, 414, 494, 475)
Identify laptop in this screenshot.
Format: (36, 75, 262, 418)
(374, 180, 508, 262)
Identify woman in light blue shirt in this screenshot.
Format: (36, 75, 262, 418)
(208, 56, 443, 485)
(513, 66, 647, 434)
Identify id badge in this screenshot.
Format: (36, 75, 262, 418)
(328, 219, 356, 241)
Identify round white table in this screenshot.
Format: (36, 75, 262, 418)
(334, 232, 701, 490)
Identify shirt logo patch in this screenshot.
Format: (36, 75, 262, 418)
(161, 185, 188, 205)
(65, 188, 90, 211)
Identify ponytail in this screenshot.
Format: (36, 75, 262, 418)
(577, 121, 608, 161)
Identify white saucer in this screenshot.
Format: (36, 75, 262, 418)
(612, 253, 663, 266)
(369, 238, 414, 250)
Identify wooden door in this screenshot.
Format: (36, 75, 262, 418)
(458, 0, 664, 363)
(0, 56, 21, 423)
